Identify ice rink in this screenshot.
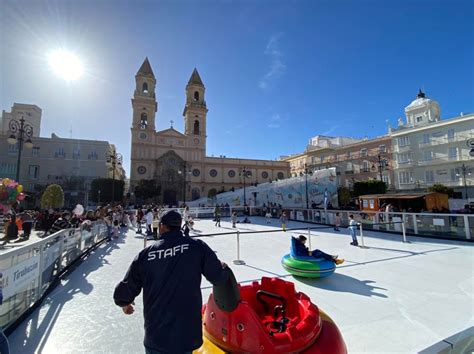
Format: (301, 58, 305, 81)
(8, 216, 474, 353)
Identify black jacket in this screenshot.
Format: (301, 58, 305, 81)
(113, 230, 229, 352)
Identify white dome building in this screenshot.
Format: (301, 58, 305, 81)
(403, 89, 441, 127)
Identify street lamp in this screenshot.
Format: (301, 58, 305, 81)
(300, 163, 312, 209)
(6, 115, 34, 182)
(178, 162, 191, 204)
(240, 166, 249, 206)
(371, 154, 389, 181)
(98, 189, 101, 205)
(106, 150, 122, 203)
(456, 163, 472, 199)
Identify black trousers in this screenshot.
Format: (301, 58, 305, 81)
(22, 222, 33, 237)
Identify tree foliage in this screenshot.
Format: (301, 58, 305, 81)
(353, 180, 387, 197)
(337, 186, 352, 206)
(90, 178, 125, 203)
(40, 184, 64, 209)
(428, 184, 454, 197)
(134, 179, 161, 200)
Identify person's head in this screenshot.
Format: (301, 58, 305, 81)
(298, 235, 307, 244)
(62, 212, 71, 220)
(159, 210, 182, 234)
(349, 214, 354, 219)
(113, 220, 119, 226)
(336, 212, 340, 216)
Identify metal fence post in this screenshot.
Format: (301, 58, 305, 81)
(307, 227, 312, 250)
(412, 214, 418, 235)
(464, 215, 471, 240)
(402, 220, 407, 243)
(58, 232, 65, 272)
(37, 243, 44, 299)
(359, 223, 365, 248)
(233, 230, 245, 265)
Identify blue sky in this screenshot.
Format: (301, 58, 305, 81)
(1, 0, 473, 176)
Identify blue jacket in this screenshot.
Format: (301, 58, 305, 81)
(113, 230, 229, 352)
(294, 239, 310, 257)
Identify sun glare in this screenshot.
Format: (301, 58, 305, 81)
(48, 49, 84, 81)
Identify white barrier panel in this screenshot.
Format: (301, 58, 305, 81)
(2, 255, 40, 299)
(0, 220, 108, 331)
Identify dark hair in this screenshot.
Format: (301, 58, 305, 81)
(298, 235, 307, 242)
(114, 220, 119, 226)
(349, 214, 354, 218)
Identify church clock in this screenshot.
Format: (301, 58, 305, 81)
(194, 138, 200, 145)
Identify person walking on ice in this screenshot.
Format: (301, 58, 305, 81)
(114, 210, 230, 354)
(231, 211, 237, 228)
(334, 212, 341, 231)
(265, 210, 272, 224)
(280, 211, 288, 232)
(214, 206, 221, 227)
(348, 214, 360, 246)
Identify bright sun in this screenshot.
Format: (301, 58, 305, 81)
(48, 49, 84, 81)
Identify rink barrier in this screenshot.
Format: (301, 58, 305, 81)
(186, 206, 472, 241)
(130, 207, 472, 241)
(0, 220, 109, 334)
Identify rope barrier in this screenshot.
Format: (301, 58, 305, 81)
(190, 225, 335, 238)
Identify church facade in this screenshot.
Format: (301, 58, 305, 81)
(130, 58, 289, 205)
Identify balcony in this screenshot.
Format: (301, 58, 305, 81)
(397, 160, 415, 167)
(394, 144, 411, 153)
(419, 134, 471, 147)
(418, 155, 467, 166)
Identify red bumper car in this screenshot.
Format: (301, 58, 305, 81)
(202, 276, 346, 353)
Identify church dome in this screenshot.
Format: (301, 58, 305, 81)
(404, 89, 438, 111)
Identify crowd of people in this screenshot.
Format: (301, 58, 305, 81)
(0, 203, 142, 244)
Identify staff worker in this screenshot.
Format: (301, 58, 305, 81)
(113, 210, 229, 353)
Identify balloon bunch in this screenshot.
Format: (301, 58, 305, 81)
(0, 178, 26, 205)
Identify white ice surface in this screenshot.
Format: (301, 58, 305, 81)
(8, 217, 474, 354)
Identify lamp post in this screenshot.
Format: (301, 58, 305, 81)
(301, 163, 311, 209)
(98, 189, 101, 205)
(456, 163, 472, 200)
(7, 115, 34, 182)
(371, 154, 388, 181)
(240, 166, 248, 206)
(178, 162, 190, 204)
(107, 150, 122, 203)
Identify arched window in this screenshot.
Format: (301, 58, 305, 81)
(142, 82, 148, 93)
(140, 113, 148, 129)
(208, 188, 217, 198)
(193, 120, 200, 135)
(194, 91, 199, 101)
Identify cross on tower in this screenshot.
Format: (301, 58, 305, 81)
(170, 120, 174, 128)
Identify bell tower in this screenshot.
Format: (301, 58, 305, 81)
(183, 68, 207, 160)
(132, 57, 157, 131)
(130, 57, 158, 189)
